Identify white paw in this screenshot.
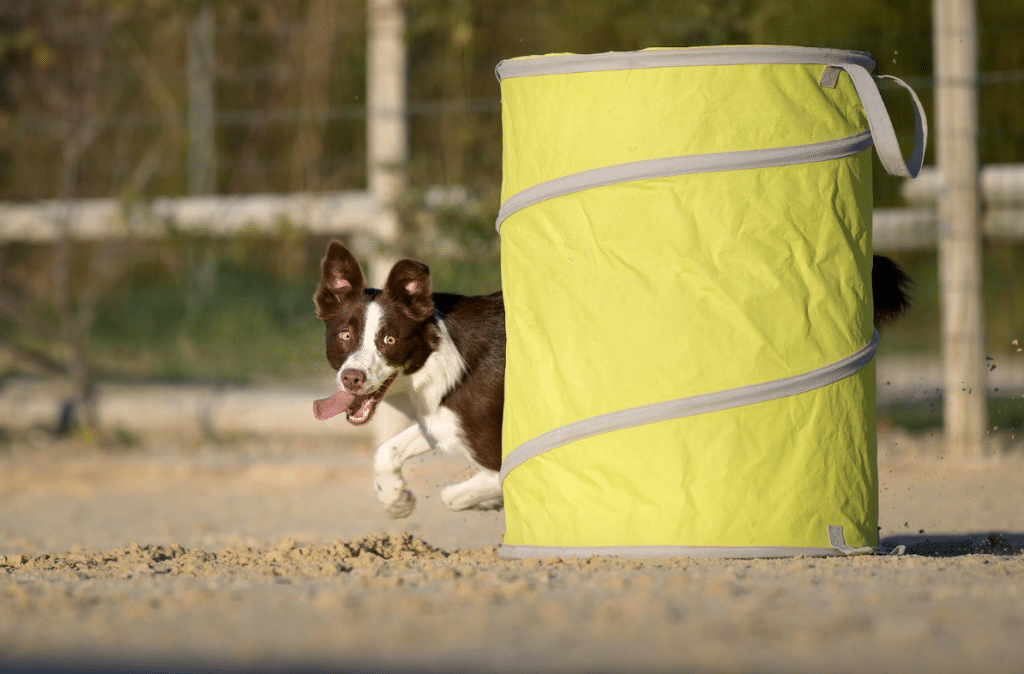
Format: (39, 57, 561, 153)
(440, 484, 504, 512)
(374, 472, 405, 505)
(439, 470, 502, 512)
(384, 489, 416, 519)
(471, 496, 504, 511)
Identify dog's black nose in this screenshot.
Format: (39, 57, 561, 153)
(341, 369, 366, 392)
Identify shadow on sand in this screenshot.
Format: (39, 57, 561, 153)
(881, 532, 1024, 556)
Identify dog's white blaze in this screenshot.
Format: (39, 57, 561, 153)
(337, 302, 395, 391)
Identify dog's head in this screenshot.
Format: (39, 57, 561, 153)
(313, 240, 439, 424)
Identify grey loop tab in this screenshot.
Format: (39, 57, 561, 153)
(819, 65, 842, 88)
(827, 525, 876, 556)
(499, 525, 877, 559)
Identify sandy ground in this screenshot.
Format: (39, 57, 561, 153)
(1, 430, 1023, 674)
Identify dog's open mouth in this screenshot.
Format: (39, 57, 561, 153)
(313, 373, 398, 425)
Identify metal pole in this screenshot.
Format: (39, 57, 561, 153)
(933, 0, 987, 457)
(187, 4, 216, 195)
(367, 0, 412, 446)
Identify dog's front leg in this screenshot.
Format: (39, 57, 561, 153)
(372, 423, 433, 518)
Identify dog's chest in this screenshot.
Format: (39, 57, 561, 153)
(388, 328, 480, 467)
(386, 386, 476, 465)
(418, 406, 475, 464)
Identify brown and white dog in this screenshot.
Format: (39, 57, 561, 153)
(313, 241, 504, 518)
(313, 239, 910, 518)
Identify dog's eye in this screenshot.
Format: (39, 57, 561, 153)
(384, 335, 396, 346)
(340, 330, 352, 341)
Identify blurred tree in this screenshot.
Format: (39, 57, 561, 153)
(290, 0, 337, 191)
(0, 1, 189, 439)
(748, 0, 906, 46)
(1, 2, 127, 436)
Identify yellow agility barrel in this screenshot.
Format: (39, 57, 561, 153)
(497, 46, 926, 558)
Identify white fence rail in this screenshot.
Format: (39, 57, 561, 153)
(1, 178, 1021, 441)
(874, 163, 1024, 251)
(0, 191, 381, 241)
(874, 207, 1024, 250)
(2, 171, 1023, 249)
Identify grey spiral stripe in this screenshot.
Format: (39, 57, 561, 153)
(494, 132, 873, 231)
(495, 45, 875, 80)
(499, 330, 880, 485)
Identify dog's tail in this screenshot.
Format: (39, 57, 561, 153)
(872, 255, 913, 329)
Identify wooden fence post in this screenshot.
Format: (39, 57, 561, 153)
(934, 0, 988, 457)
(187, 3, 217, 195)
(367, 0, 413, 446)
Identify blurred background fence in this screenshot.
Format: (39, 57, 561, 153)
(0, 0, 1021, 449)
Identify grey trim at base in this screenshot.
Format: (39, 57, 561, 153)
(500, 526, 876, 559)
(500, 544, 851, 560)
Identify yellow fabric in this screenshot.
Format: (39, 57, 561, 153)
(499, 50, 879, 552)
(499, 62, 869, 202)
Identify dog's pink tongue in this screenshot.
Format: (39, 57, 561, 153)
(313, 390, 356, 421)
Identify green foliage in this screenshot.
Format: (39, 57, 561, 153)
(394, 183, 502, 294)
(85, 236, 326, 383)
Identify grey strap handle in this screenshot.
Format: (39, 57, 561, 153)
(842, 66, 928, 178)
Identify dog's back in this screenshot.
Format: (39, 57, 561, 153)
(431, 292, 505, 471)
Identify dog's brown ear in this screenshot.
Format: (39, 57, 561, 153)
(314, 240, 365, 320)
(384, 259, 433, 322)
